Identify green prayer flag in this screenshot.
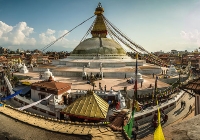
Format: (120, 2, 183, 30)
(123, 109, 135, 138)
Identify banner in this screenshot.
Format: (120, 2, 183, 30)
(154, 101, 165, 140)
(1, 90, 22, 101)
(17, 94, 52, 111)
(124, 110, 135, 138)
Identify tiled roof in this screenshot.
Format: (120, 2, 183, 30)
(108, 111, 127, 131)
(31, 80, 71, 90)
(62, 90, 109, 119)
(182, 77, 200, 92)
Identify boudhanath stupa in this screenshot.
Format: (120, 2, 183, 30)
(33, 3, 161, 82)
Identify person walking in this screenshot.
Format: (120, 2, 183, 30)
(99, 82, 101, 89)
(141, 81, 143, 87)
(184, 100, 186, 108)
(189, 105, 192, 113)
(181, 100, 183, 108)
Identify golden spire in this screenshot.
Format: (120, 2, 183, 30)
(91, 3, 107, 38)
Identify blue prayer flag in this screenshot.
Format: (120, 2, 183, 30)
(1, 90, 22, 101)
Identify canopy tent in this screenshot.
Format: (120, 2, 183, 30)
(13, 86, 31, 95)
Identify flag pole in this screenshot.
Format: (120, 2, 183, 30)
(134, 53, 138, 101)
(154, 75, 158, 105)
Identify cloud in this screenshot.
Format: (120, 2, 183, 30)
(0, 21, 79, 51)
(180, 30, 200, 46)
(46, 29, 55, 35)
(39, 29, 73, 49)
(38, 29, 80, 51)
(0, 21, 36, 46)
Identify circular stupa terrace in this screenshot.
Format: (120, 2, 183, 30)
(33, 63, 161, 79)
(53, 58, 144, 67)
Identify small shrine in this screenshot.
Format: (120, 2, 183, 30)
(128, 72, 144, 83)
(44, 69, 55, 80)
(166, 65, 178, 76)
(19, 64, 28, 73)
(134, 72, 144, 83)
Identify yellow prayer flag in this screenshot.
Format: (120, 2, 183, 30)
(154, 124, 165, 140)
(135, 100, 140, 112)
(154, 100, 165, 140)
(136, 53, 138, 59)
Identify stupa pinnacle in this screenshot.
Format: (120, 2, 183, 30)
(91, 3, 107, 38)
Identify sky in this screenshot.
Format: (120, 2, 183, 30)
(0, 0, 200, 53)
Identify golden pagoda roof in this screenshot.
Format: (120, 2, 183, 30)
(62, 90, 109, 119)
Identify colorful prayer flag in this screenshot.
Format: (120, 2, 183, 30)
(123, 109, 135, 138)
(154, 101, 165, 140)
(135, 100, 140, 112)
(135, 53, 138, 59)
(17, 94, 52, 110)
(1, 90, 22, 101)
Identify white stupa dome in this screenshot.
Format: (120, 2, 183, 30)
(44, 69, 55, 80)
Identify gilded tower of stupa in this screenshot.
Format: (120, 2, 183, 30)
(91, 3, 107, 38)
(70, 3, 127, 59)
